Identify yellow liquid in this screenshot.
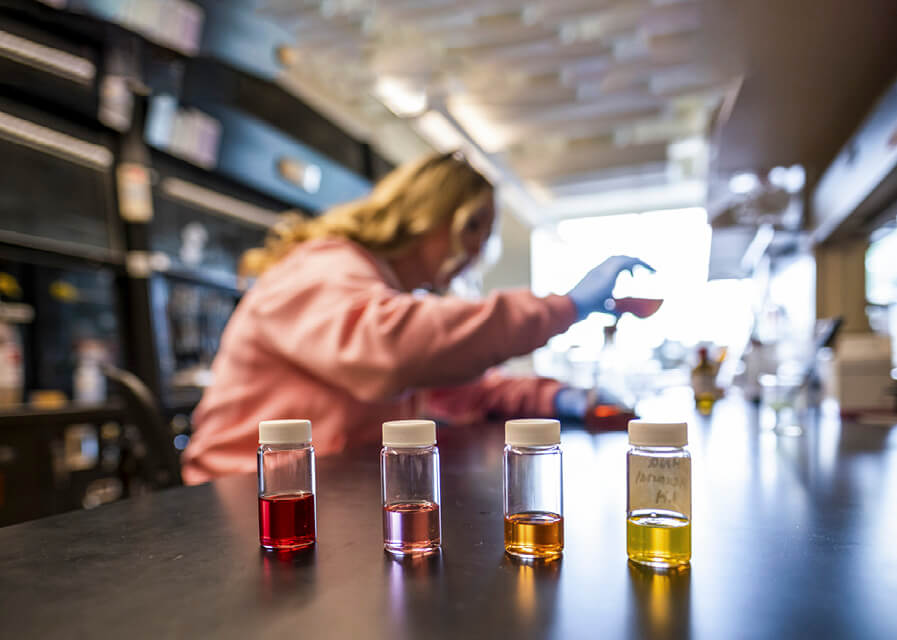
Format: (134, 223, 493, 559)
(627, 514, 691, 567)
(504, 511, 564, 559)
(695, 393, 716, 415)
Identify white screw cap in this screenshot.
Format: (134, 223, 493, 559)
(505, 419, 561, 446)
(259, 419, 312, 444)
(628, 420, 688, 447)
(382, 420, 436, 447)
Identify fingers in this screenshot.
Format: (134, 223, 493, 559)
(621, 256, 654, 273)
(604, 256, 655, 274)
(633, 258, 656, 273)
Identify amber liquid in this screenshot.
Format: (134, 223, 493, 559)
(627, 514, 691, 568)
(383, 501, 441, 555)
(504, 511, 564, 559)
(258, 491, 316, 550)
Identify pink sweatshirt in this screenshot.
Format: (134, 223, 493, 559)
(181, 238, 577, 484)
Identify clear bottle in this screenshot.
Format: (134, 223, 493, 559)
(627, 420, 691, 568)
(692, 347, 719, 415)
(257, 419, 316, 551)
(503, 419, 564, 559)
(381, 420, 441, 556)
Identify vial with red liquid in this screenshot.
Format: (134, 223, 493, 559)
(257, 419, 316, 551)
(381, 420, 442, 556)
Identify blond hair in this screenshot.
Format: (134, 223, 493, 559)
(241, 152, 493, 276)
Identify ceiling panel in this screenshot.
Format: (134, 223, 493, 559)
(255, 0, 897, 225)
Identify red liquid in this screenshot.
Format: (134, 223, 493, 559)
(258, 491, 316, 550)
(382, 501, 441, 555)
(585, 406, 637, 431)
(610, 297, 663, 318)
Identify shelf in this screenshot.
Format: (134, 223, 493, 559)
(154, 264, 246, 295)
(0, 401, 127, 430)
(0, 230, 125, 268)
(162, 387, 203, 414)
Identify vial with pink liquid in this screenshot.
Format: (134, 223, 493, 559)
(380, 420, 442, 556)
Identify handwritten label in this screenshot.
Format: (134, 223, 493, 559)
(628, 456, 691, 518)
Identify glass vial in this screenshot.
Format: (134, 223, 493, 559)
(257, 419, 316, 551)
(503, 419, 564, 559)
(627, 420, 691, 568)
(381, 420, 441, 556)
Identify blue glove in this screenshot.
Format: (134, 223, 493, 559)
(567, 256, 654, 321)
(554, 387, 589, 419)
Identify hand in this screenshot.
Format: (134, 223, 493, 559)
(567, 256, 654, 321)
(554, 387, 589, 419)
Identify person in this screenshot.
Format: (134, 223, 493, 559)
(181, 152, 650, 484)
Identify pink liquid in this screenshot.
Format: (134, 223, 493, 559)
(382, 501, 441, 555)
(258, 491, 316, 550)
(610, 297, 664, 318)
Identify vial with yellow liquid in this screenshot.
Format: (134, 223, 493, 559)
(626, 420, 691, 568)
(503, 419, 564, 560)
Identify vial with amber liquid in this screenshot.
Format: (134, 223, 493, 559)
(503, 419, 564, 559)
(257, 419, 316, 551)
(381, 420, 442, 555)
(627, 420, 691, 567)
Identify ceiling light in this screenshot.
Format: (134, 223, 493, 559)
(412, 111, 465, 153)
(728, 171, 759, 195)
(447, 98, 508, 153)
(373, 77, 427, 118)
(768, 165, 806, 194)
(460, 145, 503, 185)
(784, 165, 805, 193)
(768, 166, 788, 189)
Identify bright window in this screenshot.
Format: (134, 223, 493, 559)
(867, 226, 897, 306)
(530, 208, 754, 383)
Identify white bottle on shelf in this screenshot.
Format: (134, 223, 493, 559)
(74, 341, 107, 405)
(0, 322, 24, 408)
